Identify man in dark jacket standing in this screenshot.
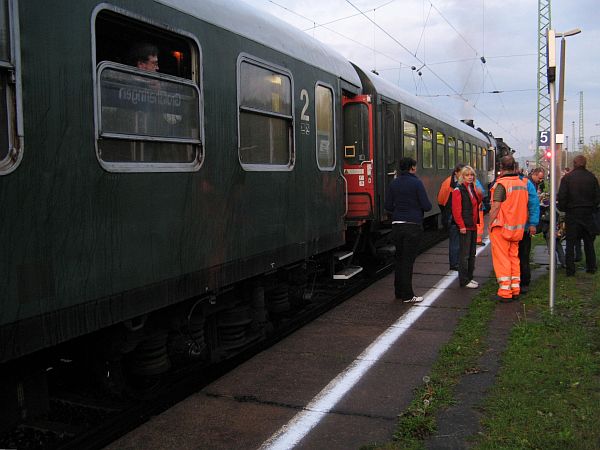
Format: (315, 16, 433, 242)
(558, 155, 600, 276)
(385, 157, 432, 303)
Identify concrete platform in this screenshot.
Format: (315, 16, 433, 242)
(105, 240, 498, 450)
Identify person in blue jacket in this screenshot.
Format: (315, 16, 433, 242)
(385, 157, 432, 303)
(518, 168, 542, 294)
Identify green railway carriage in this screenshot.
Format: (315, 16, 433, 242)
(0, 0, 362, 409)
(342, 65, 496, 229)
(0, 0, 511, 431)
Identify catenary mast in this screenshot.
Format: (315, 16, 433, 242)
(579, 91, 584, 151)
(536, 0, 551, 163)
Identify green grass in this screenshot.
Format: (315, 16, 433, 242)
(474, 260, 600, 449)
(363, 237, 600, 450)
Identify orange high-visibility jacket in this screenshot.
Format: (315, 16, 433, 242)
(437, 176, 453, 206)
(490, 175, 528, 241)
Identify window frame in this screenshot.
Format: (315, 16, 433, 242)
(403, 120, 417, 162)
(436, 131, 446, 169)
(314, 81, 336, 171)
(0, 0, 22, 175)
(422, 126, 433, 169)
(92, 5, 204, 173)
(237, 54, 294, 172)
(457, 139, 464, 164)
(448, 136, 456, 169)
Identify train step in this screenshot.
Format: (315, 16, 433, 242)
(373, 228, 392, 236)
(334, 251, 354, 261)
(333, 265, 363, 280)
(377, 244, 396, 255)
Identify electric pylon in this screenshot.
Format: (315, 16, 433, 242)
(536, 0, 551, 162)
(578, 91, 584, 151)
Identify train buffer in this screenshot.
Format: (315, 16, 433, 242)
(332, 251, 363, 280)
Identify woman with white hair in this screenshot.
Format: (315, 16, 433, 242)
(451, 165, 483, 288)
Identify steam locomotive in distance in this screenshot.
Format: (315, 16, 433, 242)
(0, 0, 509, 430)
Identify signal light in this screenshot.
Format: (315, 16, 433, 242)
(544, 150, 552, 159)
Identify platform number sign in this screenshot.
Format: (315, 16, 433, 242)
(538, 131, 550, 147)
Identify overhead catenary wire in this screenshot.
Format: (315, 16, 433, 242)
(265, 0, 529, 147)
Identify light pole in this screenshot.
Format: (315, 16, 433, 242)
(547, 28, 581, 314)
(555, 29, 582, 175)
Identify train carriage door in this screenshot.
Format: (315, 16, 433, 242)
(382, 102, 397, 220)
(342, 95, 374, 222)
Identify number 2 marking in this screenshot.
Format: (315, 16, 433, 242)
(300, 89, 309, 121)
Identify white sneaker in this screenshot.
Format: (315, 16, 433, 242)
(469, 280, 479, 286)
(465, 280, 479, 289)
(403, 296, 423, 303)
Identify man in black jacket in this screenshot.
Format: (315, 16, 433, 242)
(558, 155, 600, 276)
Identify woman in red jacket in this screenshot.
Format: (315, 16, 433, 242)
(452, 166, 483, 288)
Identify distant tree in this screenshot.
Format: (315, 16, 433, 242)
(583, 142, 600, 179)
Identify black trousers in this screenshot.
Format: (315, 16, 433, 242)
(518, 231, 532, 286)
(565, 216, 596, 274)
(392, 223, 423, 300)
(458, 230, 477, 286)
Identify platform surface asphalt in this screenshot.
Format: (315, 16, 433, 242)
(105, 239, 540, 450)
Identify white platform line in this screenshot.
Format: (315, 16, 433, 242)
(259, 243, 489, 449)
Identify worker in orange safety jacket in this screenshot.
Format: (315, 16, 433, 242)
(488, 155, 530, 302)
(475, 178, 486, 244)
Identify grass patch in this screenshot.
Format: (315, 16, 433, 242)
(474, 260, 600, 449)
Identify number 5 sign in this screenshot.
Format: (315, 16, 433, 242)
(538, 131, 550, 146)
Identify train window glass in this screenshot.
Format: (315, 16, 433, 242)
(482, 147, 488, 171)
(436, 132, 446, 169)
(0, 0, 9, 62)
(315, 84, 334, 170)
(465, 142, 472, 166)
(422, 127, 432, 168)
(344, 102, 369, 164)
(239, 60, 293, 169)
(403, 121, 417, 161)
(384, 106, 396, 165)
(448, 137, 456, 168)
(0, 0, 19, 175)
(473, 146, 479, 169)
(457, 139, 464, 163)
(95, 11, 202, 170)
(478, 147, 483, 170)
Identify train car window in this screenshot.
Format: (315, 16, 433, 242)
(422, 127, 433, 169)
(448, 137, 456, 168)
(0, 0, 19, 174)
(457, 139, 464, 163)
(238, 59, 293, 170)
(473, 146, 479, 169)
(95, 11, 202, 171)
(0, 1, 9, 62)
(403, 121, 417, 161)
(344, 102, 369, 164)
(482, 147, 488, 171)
(315, 83, 335, 170)
(465, 142, 472, 167)
(436, 132, 446, 169)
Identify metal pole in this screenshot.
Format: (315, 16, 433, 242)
(547, 29, 557, 314)
(556, 37, 566, 174)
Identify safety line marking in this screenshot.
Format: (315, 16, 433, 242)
(259, 242, 489, 450)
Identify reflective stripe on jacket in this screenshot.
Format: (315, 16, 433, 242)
(491, 175, 529, 241)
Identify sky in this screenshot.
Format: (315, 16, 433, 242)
(242, 0, 600, 158)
